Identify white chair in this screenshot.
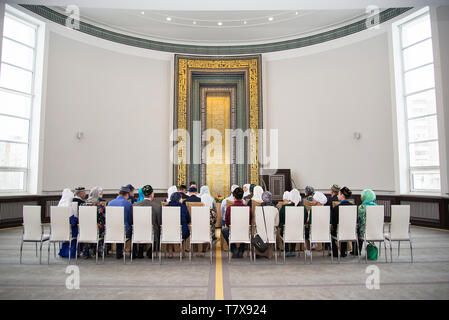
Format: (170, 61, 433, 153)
(76, 206, 101, 264)
(364, 205, 387, 263)
(103, 206, 127, 264)
(385, 205, 413, 263)
(48, 206, 73, 264)
(20, 205, 49, 264)
(254, 206, 278, 263)
(160, 207, 183, 263)
(229, 206, 252, 263)
(280, 206, 306, 264)
(309, 206, 333, 264)
(131, 206, 154, 262)
(333, 206, 360, 263)
(190, 207, 213, 264)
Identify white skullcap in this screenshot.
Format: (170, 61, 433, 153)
(231, 184, 239, 192)
(313, 191, 328, 205)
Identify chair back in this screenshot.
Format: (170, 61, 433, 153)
(78, 206, 98, 242)
(161, 207, 181, 242)
(337, 206, 357, 240)
(284, 206, 305, 242)
(187, 202, 204, 215)
(23, 205, 42, 241)
(310, 206, 331, 242)
(50, 206, 71, 241)
(133, 206, 153, 242)
(365, 206, 385, 241)
(104, 206, 125, 242)
(71, 202, 78, 217)
(191, 207, 211, 243)
(390, 205, 411, 240)
(254, 206, 277, 243)
(230, 207, 250, 242)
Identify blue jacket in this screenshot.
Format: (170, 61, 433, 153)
(108, 195, 133, 233)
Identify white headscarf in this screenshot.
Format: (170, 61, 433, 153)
(58, 188, 76, 216)
(282, 191, 291, 202)
(252, 186, 263, 202)
(290, 189, 301, 206)
(243, 183, 251, 197)
(313, 191, 328, 205)
(166, 185, 178, 202)
(200, 186, 214, 209)
(87, 186, 102, 203)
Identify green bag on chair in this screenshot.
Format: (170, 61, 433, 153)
(367, 243, 378, 261)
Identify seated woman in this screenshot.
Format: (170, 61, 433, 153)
(279, 191, 295, 257)
(354, 189, 377, 256)
(166, 192, 189, 258)
(80, 186, 105, 258)
(303, 186, 315, 212)
(200, 185, 218, 243)
(331, 186, 353, 258)
(57, 188, 78, 259)
(303, 191, 327, 257)
(254, 191, 279, 259)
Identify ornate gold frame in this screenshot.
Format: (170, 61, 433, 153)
(174, 55, 262, 187)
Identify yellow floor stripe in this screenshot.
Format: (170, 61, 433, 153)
(215, 229, 224, 300)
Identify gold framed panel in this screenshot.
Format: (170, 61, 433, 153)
(174, 55, 262, 187)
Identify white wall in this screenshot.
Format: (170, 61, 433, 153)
(432, 5, 449, 196)
(42, 31, 171, 192)
(264, 33, 396, 192)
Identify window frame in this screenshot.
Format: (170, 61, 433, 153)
(397, 10, 441, 193)
(0, 11, 38, 193)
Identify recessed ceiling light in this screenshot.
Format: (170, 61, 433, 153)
(217, 22, 222, 26)
(140, 11, 145, 15)
(193, 21, 196, 25)
(243, 21, 247, 24)
(295, 11, 298, 15)
(166, 17, 172, 21)
(268, 17, 274, 21)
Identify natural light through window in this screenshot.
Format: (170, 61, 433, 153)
(0, 13, 37, 192)
(397, 11, 441, 192)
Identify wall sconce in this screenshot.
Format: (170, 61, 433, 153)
(76, 131, 84, 141)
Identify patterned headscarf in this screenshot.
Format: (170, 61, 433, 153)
(305, 186, 315, 197)
(87, 186, 102, 203)
(138, 188, 144, 202)
(361, 189, 376, 205)
(261, 191, 273, 206)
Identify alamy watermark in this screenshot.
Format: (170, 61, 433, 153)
(65, 265, 80, 290)
(365, 265, 380, 290)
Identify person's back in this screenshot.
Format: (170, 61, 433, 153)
(222, 187, 247, 258)
(108, 186, 133, 259)
(134, 185, 161, 258)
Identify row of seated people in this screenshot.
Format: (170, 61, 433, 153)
(219, 184, 377, 259)
(56, 183, 217, 260)
(55, 182, 378, 261)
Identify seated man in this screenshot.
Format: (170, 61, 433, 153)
(133, 185, 161, 259)
(221, 187, 249, 259)
(178, 185, 189, 200)
(108, 186, 135, 259)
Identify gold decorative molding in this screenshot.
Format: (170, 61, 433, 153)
(175, 56, 261, 186)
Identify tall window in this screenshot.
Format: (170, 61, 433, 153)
(398, 11, 440, 192)
(0, 13, 37, 192)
